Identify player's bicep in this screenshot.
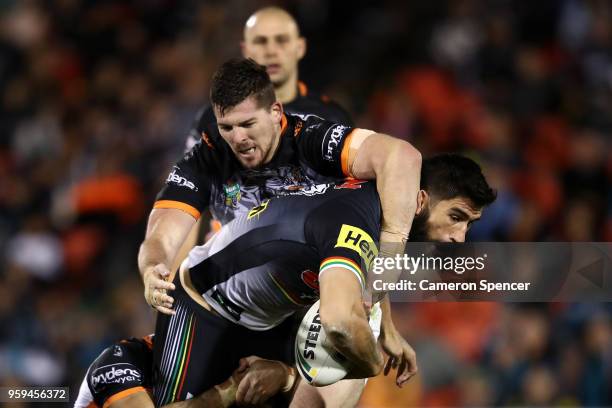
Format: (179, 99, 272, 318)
(145, 208, 196, 242)
(349, 132, 397, 179)
(339, 129, 375, 178)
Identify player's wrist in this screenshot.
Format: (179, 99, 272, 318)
(276, 361, 296, 393)
(142, 265, 158, 280)
(214, 375, 237, 407)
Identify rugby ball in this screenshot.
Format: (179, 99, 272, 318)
(294, 300, 348, 386)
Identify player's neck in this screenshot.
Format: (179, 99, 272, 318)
(275, 75, 299, 104)
(263, 127, 283, 165)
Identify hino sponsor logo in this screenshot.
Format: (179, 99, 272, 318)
(91, 363, 142, 392)
(323, 125, 348, 161)
(166, 169, 198, 191)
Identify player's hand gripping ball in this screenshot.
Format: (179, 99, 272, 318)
(294, 300, 348, 386)
(295, 300, 383, 386)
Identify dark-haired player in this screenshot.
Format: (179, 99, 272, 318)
(178, 6, 355, 264)
(152, 154, 496, 407)
(184, 6, 352, 153)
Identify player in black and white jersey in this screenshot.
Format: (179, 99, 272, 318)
(152, 154, 496, 407)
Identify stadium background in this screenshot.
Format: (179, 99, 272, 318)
(0, 0, 611, 406)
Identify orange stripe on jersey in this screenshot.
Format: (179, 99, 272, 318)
(341, 129, 357, 177)
(280, 114, 288, 136)
(153, 200, 201, 220)
(142, 334, 153, 350)
(103, 387, 147, 408)
(201, 132, 214, 149)
(210, 219, 222, 232)
(298, 81, 308, 96)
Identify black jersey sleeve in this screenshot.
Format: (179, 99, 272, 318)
(86, 337, 153, 407)
(294, 115, 358, 179)
(303, 182, 381, 290)
(319, 99, 353, 126)
(154, 146, 214, 220)
(184, 106, 218, 153)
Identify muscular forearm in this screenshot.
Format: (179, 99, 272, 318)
(161, 377, 236, 408)
(138, 209, 196, 279)
(138, 237, 173, 279)
(322, 310, 383, 378)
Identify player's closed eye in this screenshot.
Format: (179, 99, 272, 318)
(275, 35, 289, 45)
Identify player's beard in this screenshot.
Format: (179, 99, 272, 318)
(408, 207, 431, 242)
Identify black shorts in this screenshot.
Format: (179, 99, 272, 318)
(152, 279, 295, 406)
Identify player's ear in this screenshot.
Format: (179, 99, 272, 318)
(415, 190, 428, 215)
(297, 37, 306, 60)
(270, 101, 283, 122)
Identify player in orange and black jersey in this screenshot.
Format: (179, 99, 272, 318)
(160, 110, 360, 226)
(74, 334, 293, 407)
(74, 336, 154, 408)
(184, 7, 352, 152)
(179, 7, 352, 250)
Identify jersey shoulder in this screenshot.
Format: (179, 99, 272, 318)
(286, 84, 353, 125)
(86, 337, 152, 406)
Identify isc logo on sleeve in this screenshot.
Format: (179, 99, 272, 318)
(334, 224, 378, 270)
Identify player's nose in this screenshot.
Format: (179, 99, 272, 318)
(449, 226, 467, 243)
(264, 42, 279, 56)
(230, 128, 248, 144)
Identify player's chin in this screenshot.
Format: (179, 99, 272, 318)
(270, 74, 287, 87)
(239, 156, 264, 169)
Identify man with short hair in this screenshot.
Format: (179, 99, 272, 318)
(409, 153, 497, 243)
(151, 154, 496, 407)
(185, 6, 351, 153)
(178, 6, 353, 260)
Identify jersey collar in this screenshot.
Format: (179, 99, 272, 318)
(298, 81, 308, 97)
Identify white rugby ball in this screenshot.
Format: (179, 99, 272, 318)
(294, 300, 348, 386)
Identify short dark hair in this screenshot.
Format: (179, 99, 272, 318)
(210, 58, 276, 116)
(421, 153, 496, 208)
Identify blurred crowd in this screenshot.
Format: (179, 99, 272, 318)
(0, 0, 610, 406)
